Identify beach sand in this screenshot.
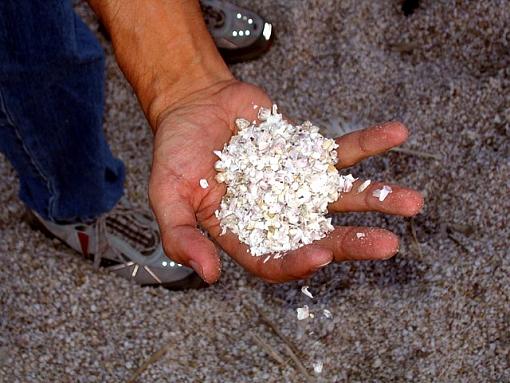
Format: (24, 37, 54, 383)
(1, 1, 508, 381)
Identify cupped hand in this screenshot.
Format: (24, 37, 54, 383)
(149, 80, 423, 284)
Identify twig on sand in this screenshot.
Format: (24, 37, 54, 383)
(441, 222, 473, 254)
(251, 333, 288, 367)
(391, 147, 442, 160)
(253, 307, 313, 381)
(447, 233, 471, 254)
(279, 337, 313, 382)
(447, 223, 475, 236)
(388, 41, 420, 53)
(126, 341, 172, 383)
(409, 218, 424, 259)
(254, 307, 302, 359)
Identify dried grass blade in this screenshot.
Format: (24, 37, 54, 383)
(410, 218, 424, 259)
(251, 333, 288, 367)
(126, 342, 172, 383)
(254, 307, 312, 381)
(391, 147, 442, 160)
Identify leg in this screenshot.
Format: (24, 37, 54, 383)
(0, 0, 124, 222)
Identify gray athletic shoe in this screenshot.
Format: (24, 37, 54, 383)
(24, 200, 207, 290)
(98, 1, 274, 63)
(201, 0, 274, 63)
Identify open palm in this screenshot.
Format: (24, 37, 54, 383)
(149, 80, 423, 284)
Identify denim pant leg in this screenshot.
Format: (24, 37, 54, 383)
(0, 1, 125, 222)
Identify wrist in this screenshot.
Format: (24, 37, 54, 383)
(87, 0, 234, 129)
(145, 61, 234, 132)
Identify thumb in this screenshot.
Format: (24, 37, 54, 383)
(151, 193, 221, 284)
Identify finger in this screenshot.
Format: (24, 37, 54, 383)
(329, 180, 424, 216)
(150, 192, 221, 284)
(335, 121, 408, 168)
(316, 227, 400, 262)
(213, 231, 333, 283)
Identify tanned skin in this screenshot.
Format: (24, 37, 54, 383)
(87, 0, 424, 283)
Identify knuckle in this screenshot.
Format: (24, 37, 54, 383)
(358, 129, 373, 155)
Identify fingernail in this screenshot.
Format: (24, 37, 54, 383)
(385, 246, 400, 260)
(189, 260, 205, 281)
(313, 259, 332, 272)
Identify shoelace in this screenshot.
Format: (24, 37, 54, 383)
(92, 203, 160, 268)
(93, 217, 108, 269)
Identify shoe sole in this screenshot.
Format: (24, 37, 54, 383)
(219, 31, 275, 64)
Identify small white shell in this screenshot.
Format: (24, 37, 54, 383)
(257, 107, 271, 121)
(372, 185, 393, 201)
(215, 173, 226, 183)
(235, 118, 250, 131)
(313, 361, 323, 374)
(343, 174, 357, 192)
(301, 285, 314, 299)
(357, 179, 371, 193)
(214, 160, 226, 171)
(296, 305, 310, 320)
(199, 179, 209, 189)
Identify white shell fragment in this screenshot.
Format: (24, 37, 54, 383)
(214, 105, 357, 256)
(235, 118, 250, 131)
(340, 174, 357, 192)
(301, 285, 314, 299)
(323, 309, 333, 319)
(356, 232, 366, 239)
(296, 305, 310, 320)
(357, 179, 371, 193)
(372, 185, 393, 201)
(199, 179, 209, 189)
(313, 360, 323, 374)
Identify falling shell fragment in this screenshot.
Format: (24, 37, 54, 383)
(313, 360, 323, 374)
(301, 285, 314, 299)
(296, 305, 310, 320)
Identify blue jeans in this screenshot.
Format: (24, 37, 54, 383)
(0, 1, 125, 223)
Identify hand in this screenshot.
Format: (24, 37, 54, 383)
(149, 80, 424, 284)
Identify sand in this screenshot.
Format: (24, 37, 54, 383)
(1, 1, 508, 381)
